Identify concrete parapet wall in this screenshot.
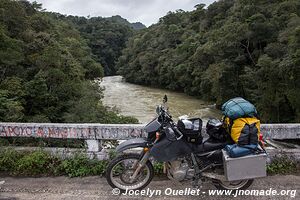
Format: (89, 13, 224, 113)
(0, 123, 299, 158)
(0, 123, 299, 140)
(260, 124, 300, 139)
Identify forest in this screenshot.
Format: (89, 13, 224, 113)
(60, 14, 144, 76)
(0, 0, 137, 123)
(118, 0, 300, 123)
(1, 0, 299, 124)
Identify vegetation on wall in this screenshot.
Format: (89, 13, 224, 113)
(118, 0, 300, 123)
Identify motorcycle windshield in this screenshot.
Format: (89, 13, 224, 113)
(145, 118, 161, 133)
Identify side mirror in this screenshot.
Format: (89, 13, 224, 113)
(156, 105, 161, 115)
(163, 94, 168, 103)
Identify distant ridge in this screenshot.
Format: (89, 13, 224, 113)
(130, 22, 147, 30)
(108, 15, 146, 30)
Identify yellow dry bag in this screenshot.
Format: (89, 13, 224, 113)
(224, 117, 260, 145)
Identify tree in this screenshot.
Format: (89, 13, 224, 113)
(118, 0, 300, 123)
(0, 0, 137, 124)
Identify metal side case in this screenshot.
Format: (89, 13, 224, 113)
(222, 149, 267, 181)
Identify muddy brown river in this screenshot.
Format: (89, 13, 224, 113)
(100, 76, 221, 123)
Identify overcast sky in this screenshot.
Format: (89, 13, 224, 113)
(29, 0, 215, 26)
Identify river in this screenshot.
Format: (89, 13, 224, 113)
(100, 76, 221, 124)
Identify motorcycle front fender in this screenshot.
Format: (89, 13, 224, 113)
(116, 138, 148, 153)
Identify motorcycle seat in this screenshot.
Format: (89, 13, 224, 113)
(194, 138, 227, 153)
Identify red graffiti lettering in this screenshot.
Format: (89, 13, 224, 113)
(48, 128, 56, 137)
(60, 128, 68, 138)
(24, 127, 32, 136)
(37, 128, 45, 137)
(0, 127, 6, 136)
(8, 127, 17, 136)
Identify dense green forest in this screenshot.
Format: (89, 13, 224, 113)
(118, 0, 300, 123)
(53, 14, 144, 75)
(1, 0, 299, 124)
(0, 0, 137, 123)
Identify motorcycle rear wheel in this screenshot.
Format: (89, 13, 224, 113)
(213, 179, 253, 190)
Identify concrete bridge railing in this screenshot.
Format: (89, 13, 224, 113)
(0, 123, 299, 160)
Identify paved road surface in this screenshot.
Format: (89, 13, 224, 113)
(0, 175, 299, 200)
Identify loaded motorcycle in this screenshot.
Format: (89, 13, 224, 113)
(106, 95, 261, 191)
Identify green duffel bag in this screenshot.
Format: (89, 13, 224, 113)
(222, 97, 258, 120)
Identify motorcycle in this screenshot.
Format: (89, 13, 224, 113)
(106, 95, 256, 191)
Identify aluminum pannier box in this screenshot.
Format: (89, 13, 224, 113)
(222, 149, 267, 181)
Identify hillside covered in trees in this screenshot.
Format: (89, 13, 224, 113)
(118, 0, 300, 123)
(0, 0, 137, 123)
(53, 14, 145, 75)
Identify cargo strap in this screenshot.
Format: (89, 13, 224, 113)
(223, 99, 259, 119)
(226, 99, 246, 117)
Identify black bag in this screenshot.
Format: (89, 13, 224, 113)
(206, 118, 228, 142)
(177, 118, 203, 144)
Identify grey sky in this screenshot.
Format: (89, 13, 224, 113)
(29, 0, 215, 26)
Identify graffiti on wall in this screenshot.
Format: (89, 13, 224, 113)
(0, 123, 299, 140)
(0, 124, 146, 139)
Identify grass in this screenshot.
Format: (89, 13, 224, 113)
(267, 155, 299, 175)
(0, 148, 108, 177)
(0, 148, 164, 177)
(0, 148, 298, 177)
(153, 162, 164, 175)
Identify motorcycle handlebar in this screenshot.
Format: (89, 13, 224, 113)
(159, 105, 183, 140)
(172, 126, 183, 140)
